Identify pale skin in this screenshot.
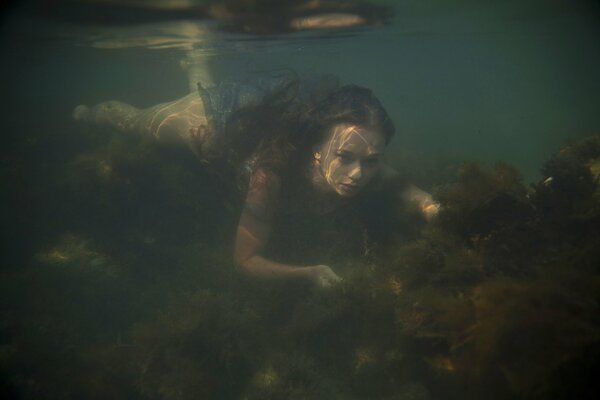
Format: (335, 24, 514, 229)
(234, 123, 439, 288)
(74, 94, 438, 287)
(73, 92, 212, 158)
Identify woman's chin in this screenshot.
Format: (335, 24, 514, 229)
(336, 184, 360, 197)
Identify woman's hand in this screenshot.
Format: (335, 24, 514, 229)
(306, 265, 343, 288)
(422, 201, 440, 221)
(401, 184, 440, 221)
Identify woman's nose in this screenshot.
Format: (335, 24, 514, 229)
(348, 163, 362, 181)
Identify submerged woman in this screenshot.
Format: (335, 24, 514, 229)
(232, 84, 438, 287)
(73, 75, 438, 288)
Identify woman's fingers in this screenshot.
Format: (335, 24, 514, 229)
(313, 265, 342, 288)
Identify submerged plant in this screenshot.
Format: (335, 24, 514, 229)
(3, 128, 599, 399)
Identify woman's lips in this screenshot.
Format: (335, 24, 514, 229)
(339, 183, 358, 192)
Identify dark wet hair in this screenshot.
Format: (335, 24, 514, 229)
(300, 84, 395, 148)
(273, 84, 395, 181)
(218, 79, 395, 189)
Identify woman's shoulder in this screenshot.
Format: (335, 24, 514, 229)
(242, 166, 282, 221)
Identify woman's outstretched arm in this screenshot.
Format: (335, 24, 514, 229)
(234, 168, 341, 286)
(401, 184, 440, 221)
(380, 164, 440, 221)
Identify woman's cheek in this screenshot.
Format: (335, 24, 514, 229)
(324, 159, 343, 182)
(337, 164, 354, 182)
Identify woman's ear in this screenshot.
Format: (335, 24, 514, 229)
(312, 145, 322, 161)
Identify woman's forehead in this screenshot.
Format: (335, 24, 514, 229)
(328, 124, 385, 152)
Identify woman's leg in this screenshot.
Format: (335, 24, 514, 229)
(73, 92, 210, 154)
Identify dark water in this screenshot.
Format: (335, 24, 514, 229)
(1, 1, 600, 399)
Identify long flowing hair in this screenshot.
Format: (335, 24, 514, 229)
(213, 77, 395, 195)
(284, 84, 395, 179)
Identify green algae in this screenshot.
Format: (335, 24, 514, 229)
(1, 132, 599, 399)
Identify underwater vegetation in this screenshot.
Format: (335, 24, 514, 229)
(1, 131, 599, 399)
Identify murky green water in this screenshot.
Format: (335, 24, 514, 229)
(1, 1, 599, 399)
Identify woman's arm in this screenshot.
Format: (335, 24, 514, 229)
(380, 164, 439, 221)
(400, 184, 440, 221)
(234, 168, 341, 285)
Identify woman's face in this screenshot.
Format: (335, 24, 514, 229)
(316, 123, 386, 197)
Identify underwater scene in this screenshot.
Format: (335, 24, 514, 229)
(1, 1, 600, 399)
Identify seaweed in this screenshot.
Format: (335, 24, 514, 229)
(3, 130, 600, 399)
(532, 135, 600, 255)
(435, 162, 533, 240)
